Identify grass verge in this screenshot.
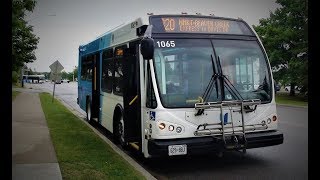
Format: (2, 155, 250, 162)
(12, 82, 22, 88)
(12, 91, 20, 101)
(39, 92, 145, 180)
(275, 93, 308, 107)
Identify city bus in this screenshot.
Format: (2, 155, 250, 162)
(23, 74, 45, 83)
(77, 14, 283, 158)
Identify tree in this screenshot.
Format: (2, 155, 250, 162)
(12, 0, 39, 71)
(253, 0, 308, 96)
(61, 71, 68, 79)
(73, 66, 78, 81)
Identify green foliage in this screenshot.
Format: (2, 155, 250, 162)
(12, 71, 19, 83)
(61, 71, 68, 79)
(73, 66, 78, 80)
(59, 67, 78, 81)
(27, 68, 35, 75)
(253, 0, 308, 96)
(12, 0, 39, 71)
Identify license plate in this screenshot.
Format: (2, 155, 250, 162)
(168, 144, 187, 156)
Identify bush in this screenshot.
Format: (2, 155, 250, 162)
(12, 71, 19, 84)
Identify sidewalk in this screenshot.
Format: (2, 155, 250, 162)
(12, 91, 63, 180)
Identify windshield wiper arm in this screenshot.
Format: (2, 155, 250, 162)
(195, 55, 219, 116)
(216, 56, 243, 101)
(217, 56, 257, 112)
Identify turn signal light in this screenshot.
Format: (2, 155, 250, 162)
(158, 123, 166, 130)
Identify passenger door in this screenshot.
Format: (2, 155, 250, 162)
(92, 53, 101, 121)
(122, 42, 141, 143)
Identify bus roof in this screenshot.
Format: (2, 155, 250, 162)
(79, 17, 149, 56)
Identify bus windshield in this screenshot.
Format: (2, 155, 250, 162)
(153, 39, 272, 108)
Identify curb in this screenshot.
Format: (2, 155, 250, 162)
(54, 96, 157, 180)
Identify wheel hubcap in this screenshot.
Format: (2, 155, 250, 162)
(119, 118, 125, 143)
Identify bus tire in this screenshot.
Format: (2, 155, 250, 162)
(86, 98, 92, 124)
(114, 112, 128, 149)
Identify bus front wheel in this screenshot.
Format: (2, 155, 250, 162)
(114, 113, 128, 149)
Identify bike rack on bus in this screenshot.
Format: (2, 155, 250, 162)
(193, 99, 266, 153)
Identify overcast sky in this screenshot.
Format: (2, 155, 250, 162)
(25, 0, 280, 72)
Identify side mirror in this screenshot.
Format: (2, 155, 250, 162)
(141, 38, 154, 60)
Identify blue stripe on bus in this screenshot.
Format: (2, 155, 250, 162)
(80, 33, 112, 56)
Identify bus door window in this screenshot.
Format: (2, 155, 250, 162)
(113, 45, 127, 96)
(102, 49, 114, 93)
(86, 55, 93, 81)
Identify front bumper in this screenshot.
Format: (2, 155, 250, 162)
(148, 130, 283, 156)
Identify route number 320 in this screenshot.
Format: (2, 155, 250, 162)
(156, 41, 175, 48)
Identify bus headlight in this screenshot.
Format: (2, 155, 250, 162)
(267, 118, 271, 124)
(156, 121, 184, 135)
(168, 125, 174, 131)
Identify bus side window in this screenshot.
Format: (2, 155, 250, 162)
(146, 63, 157, 108)
(80, 56, 87, 80)
(86, 55, 93, 81)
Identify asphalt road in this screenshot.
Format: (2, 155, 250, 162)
(26, 82, 308, 179)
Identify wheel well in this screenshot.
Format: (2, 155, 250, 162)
(113, 106, 122, 123)
(113, 105, 123, 131)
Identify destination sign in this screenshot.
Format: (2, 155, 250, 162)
(150, 16, 253, 35)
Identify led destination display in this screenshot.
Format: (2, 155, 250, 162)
(150, 16, 253, 35)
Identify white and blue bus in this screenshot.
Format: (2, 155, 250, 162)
(77, 14, 283, 158)
(23, 74, 45, 83)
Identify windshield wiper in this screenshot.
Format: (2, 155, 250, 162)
(214, 55, 243, 101)
(195, 56, 257, 115)
(195, 55, 219, 116)
(216, 56, 257, 112)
